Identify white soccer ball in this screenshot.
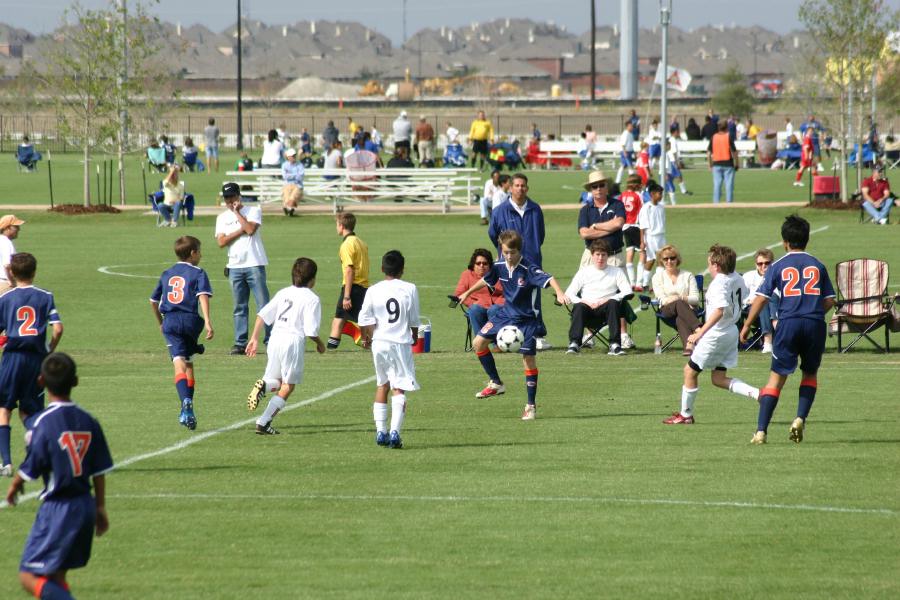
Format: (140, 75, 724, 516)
(496, 325, 525, 353)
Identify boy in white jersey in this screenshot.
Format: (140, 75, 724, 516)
(358, 250, 420, 449)
(664, 245, 759, 425)
(637, 181, 666, 290)
(246, 258, 325, 435)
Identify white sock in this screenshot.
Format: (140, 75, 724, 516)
(615, 166, 624, 183)
(626, 262, 636, 284)
(681, 386, 698, 417)
(390, 394, 407, 434)
(679, 181, 688, 193)
(668, 191, 676, 205)
(258, 395, 286, 426)
(635, 263, 645, 285)
(373, 402, 388, 433)
(264, 378, 281, 393)
(729, 378, 759, 401)
(642, 270, 652, 287)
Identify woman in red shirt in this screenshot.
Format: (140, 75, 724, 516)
(454, 249, 504, 335)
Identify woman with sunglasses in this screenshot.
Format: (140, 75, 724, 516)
(742, 248, 777, 353)
(651, 244, 701, 355)
(454, 249, 504, 336)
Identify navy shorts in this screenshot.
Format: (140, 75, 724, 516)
(0, 351, 44, 415)
(21, 495, 96, 575)
(771, 318, 826, 376)
(162, 313, 205, 360)
(478, 312, 546, 356)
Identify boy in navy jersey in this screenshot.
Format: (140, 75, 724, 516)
(6, 353, 113, 600)
(0, 253, 63, 476)
(458, 230, 568, 420)
(741, 215, 836, 444)
(150, 236, 214, 431)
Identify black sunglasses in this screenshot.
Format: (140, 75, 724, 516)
(757, 261, 771, 266)
(474, 261, 490, 266)
(590, 183, 607, 190)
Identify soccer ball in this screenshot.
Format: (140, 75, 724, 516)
(496, 325, 525, 353)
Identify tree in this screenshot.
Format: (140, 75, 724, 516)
(37, 1, 169, 206)
(799, 0, 900, 201)
(712, 65, 756, 119)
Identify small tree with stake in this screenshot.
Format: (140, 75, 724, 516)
(712, 65, 756, 120)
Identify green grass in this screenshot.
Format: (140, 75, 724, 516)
(0, 171, 897, 598)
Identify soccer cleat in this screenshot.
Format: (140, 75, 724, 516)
(475, 381, 505, 398)
(256, 421, 280, 435)
(621, 333, 635, 349)
(761, 343, 773, 354)
(521, 404, 536, 421)
(247, 379, 265, 411)
(181, 399, 196, 431)
(388, 430, 403, 449)
(793, 181, 804, 187)
(0, 464, 13, 477)
(535, 337, 552, 351)
(229, 345, 246, 356)
(607, 344, 626, 356)
(566, 342, 580, 354)
(195, 344, 206, 355)
(663, 411, 694, 425)
(750, 431, 767, 445)
(789, 417, 805, 443)
(375, 431, 389, 446)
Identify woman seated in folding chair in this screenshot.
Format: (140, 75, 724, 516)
(742, 248, 779, 353)
(454, 248, 505, 337)
(652, 244, 701, 356)
(564, 239, 633, 356)
(157, 165, 185, 228)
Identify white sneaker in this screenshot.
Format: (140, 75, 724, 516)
(169, 221, 178, 228)
(793, 181, 803, 187)
(521, 404, 536, 420)
(0, 464, 12, 477)
(620, 333, 635, 349)
(878, 218, 888, 225)
(607, 344, 626, 356)
(761, 342, 773, 354)
(534, 337, 552, 351)
(581, 333, 595, 348)
(750, 431, 767, 445)
(566, 342, 580, 354)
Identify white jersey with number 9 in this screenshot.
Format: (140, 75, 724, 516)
(358, 278, 420, 344)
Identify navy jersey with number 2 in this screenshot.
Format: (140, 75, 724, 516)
(0, 286, 61, 354)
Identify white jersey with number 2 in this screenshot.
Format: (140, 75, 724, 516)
(258, 286, 321, 341)
(358, 278, 420, 344)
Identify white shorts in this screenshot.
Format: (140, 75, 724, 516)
(690, 327, 738, 371)
(644, 233, 666, 261)
(264, 335, 305, 385)
(371, 339, 420, 391)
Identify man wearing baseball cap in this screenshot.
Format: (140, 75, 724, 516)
(215, 184, 270, 354)
(281, 148, 304, 217)
(861, 164, 894, 225)
(0, 215, 24, 295)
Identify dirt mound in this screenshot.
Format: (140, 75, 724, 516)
(49, 204, 122, 215)
(807, 199, 862, 211)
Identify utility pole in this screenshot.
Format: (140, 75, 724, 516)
(236, 0, 244, 150)
(658, 0, 672, 186)
(117, 0, 128, 205)
(590, 0, 596, 102)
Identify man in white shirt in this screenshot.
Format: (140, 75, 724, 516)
(446, 121, 460, 144)
(392, 110, 412, 154)
(664, 244, 758, 425)
(564, 239, 633, 356)
(480, 170, 501, 225)
(215, 183, 271, 355)
(492, 174, 511, 210)
(615, 121, 636, 184)
(0, 214, 24, 295)
(358, 250, 420, 449)
(246, 257, 325, 435)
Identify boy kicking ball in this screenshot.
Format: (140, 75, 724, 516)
(740, 215, 835, 444)
(458, 230, 568, 421)
(150, 236, 214, 431)
(358, 250, 421, 449)
(664, 244, 759, 425)
(246, 258, 325, 435)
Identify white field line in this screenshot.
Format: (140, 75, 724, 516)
(701, 225, 830, 276)
(1, 376, 375, 510)
(104, 492, 897, 517)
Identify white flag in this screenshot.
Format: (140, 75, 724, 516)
(654, 63, 692, 92)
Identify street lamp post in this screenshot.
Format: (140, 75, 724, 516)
(236, 0, 243, 150)
(658, 0, 672, 186)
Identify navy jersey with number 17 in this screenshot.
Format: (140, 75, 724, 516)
(0, 286, 61, 355)
(757, 251, 835, 320)
(150, 262, 213, 316)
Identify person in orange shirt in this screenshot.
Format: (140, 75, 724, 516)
(707, 121, 738, 203)
(453, 248, 504, 336)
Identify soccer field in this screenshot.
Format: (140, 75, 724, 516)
(0, 172, 898, 598)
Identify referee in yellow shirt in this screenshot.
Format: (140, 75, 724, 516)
(469, 110, 494, 171)
(328, 212, 370, 349)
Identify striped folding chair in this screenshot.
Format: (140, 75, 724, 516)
(830, 258, 895, 353)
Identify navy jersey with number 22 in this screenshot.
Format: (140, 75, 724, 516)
(757, 251, 835, 320)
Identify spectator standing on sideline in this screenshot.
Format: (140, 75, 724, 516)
(446, 121, 460, 144)
(300, 128, 312, 155)
(321, 121, 340, 152)
(531, 123, 541, 141)
(480, 170, 501, 226)
(215, 183, 271, 355)
(628, 109, 641, 140)
(615, 121, 635, 184)
(392, 111, 412, 154)
(700, 115, 717, 142)
(469, 111, 494, 171)
(415, 116, 435, 167)
(260, 130, 284, 169)
(707, 121, 738, 203)
(203, 118, 220, 174)
(0, 214, 24, 295)
(685, 118, 702, 141)
(860, 165, 894, 225)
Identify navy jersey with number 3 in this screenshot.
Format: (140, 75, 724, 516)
(0, 286, 61, 354)
(757, 252, 835, 320)
(19, 402, 114, 501)
(150, 262, 213, 316)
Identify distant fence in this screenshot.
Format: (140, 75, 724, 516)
(2, 112, 897, 153)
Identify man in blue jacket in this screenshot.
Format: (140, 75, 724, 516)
(487, 173, 551, 349)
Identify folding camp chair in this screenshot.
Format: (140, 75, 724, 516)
(147, 146, 167, 172)
(148, 187, 192, 227)
(448, 295, 475, 352)
(556, 294, 637, 351)
(16, 145, 41, 172)
(639, 274, 705, 353)
(739, 306, 766, 351)
(830, 258, 896, 353)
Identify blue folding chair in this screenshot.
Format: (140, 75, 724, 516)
(16, 145, 41, 172)
(639, 273, 705, 353)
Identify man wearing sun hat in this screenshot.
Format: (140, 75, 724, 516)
(0, 215, 24, 295)
(577, 171, 625, 268)
(280, 148, 304, 217)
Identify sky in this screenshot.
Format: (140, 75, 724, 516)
(3, 0, 857, 42)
